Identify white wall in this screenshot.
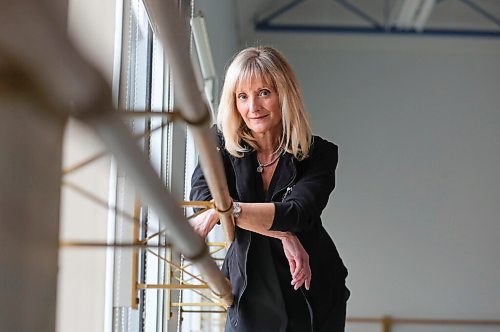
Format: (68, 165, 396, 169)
(195, 0, 240, 90)
(57, 0, 117, 331)
(239, 32, 500, 331)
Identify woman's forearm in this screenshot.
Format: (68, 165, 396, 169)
(235, 202, 274, 232)
(234, 202, 292, 240)
(250, 226, 292, 241)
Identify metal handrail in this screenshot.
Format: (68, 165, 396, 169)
(142, 0, 235, 244)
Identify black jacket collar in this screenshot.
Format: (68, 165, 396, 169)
(228, 150, 296, 203)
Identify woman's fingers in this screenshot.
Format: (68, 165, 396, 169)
(281, 234, 311, 290)
(291, 266, 311, 290)
(293, 256, 303, 276)
(291, 252, 308, 280)
(286, 254, 296, 276)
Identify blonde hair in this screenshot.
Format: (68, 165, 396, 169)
(217, 46, 312, 161)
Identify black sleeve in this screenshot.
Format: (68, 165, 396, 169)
(190, 161, 213, 203)
(271, 139, 338, 233)
(189, 126, 228, 205)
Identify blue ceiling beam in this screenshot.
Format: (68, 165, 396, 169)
(335, 0, 382, 28)
(258, 0, 305, 25)
(461, 0, 500, 28)
(254, 0, 500, 39)
(255, 21, 500, 38)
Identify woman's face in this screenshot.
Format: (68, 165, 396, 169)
(235, 76, 282, 139)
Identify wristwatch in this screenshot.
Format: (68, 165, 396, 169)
(232, 201, 242, 219)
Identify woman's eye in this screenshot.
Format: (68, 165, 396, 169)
(259, 89, 270, 97)
(237, 94, 247, 100)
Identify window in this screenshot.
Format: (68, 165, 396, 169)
(108, 0, 225, 331)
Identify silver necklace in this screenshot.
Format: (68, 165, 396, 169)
(257, 151, 281, 173)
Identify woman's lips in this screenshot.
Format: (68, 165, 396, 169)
(250, 114, 269, 120)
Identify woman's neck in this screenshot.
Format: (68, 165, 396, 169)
(254, 132, 281, 160)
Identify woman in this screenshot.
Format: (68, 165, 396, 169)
(190, 46, 349, 332)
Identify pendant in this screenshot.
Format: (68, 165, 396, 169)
(257, 165, 263, 173)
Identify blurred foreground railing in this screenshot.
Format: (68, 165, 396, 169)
(0, 1, 233, 331)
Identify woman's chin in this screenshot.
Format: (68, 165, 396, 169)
(249, 126, 279, 137)
(247, 121, 281, 135)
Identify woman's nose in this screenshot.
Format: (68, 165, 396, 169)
(248, 96, 259, 112)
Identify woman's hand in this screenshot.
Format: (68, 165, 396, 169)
(281, 234, 311, 290)
(189, 208, 219, 239)
(223, 202, 311, 289)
